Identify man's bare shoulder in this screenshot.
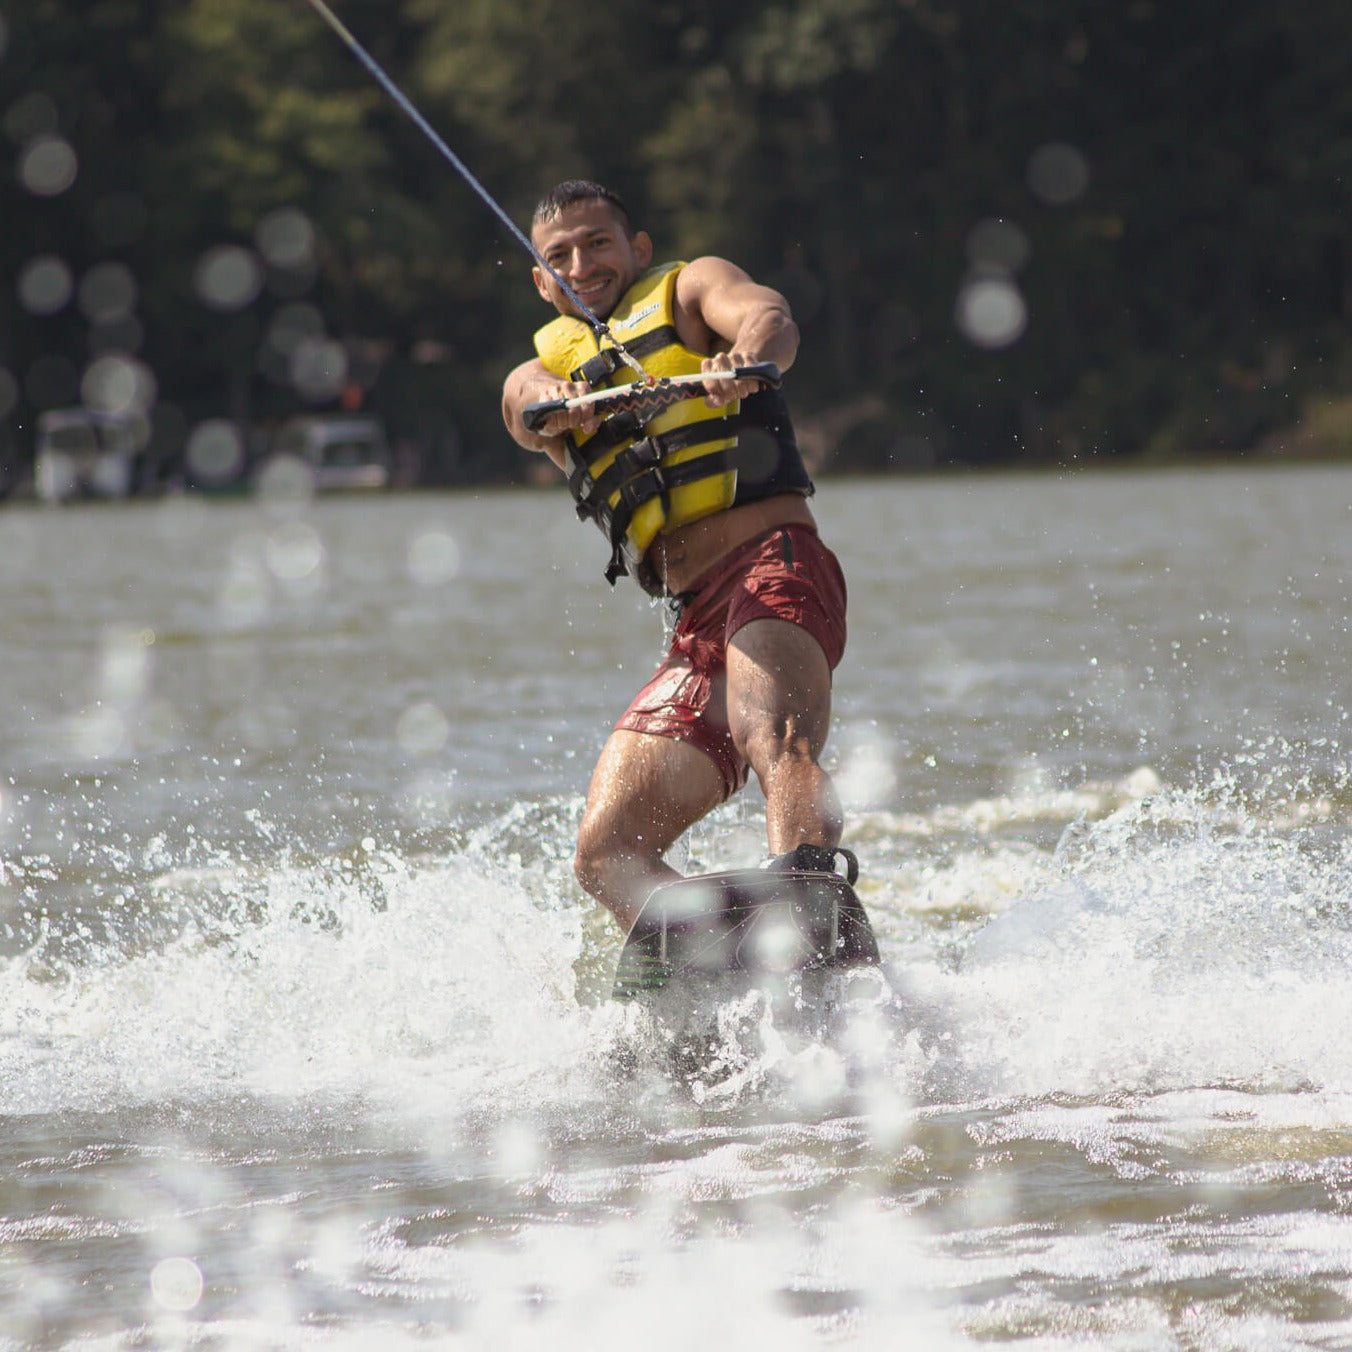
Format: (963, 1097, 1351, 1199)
(674, 255, 756, 299)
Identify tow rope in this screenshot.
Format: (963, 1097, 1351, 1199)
(301, 0, 647, 379)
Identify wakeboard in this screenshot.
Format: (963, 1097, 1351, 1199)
(612, 863, 879, 1002)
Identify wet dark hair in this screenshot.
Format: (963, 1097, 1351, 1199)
(532, 180, 633, 235)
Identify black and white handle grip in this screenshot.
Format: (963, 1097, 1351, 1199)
(522, 362, 783, 435)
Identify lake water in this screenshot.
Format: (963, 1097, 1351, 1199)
(3, 465, 1352, 1348)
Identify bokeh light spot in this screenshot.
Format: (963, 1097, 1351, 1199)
(266, 302, 324, 358)
(194, 244, 263, 311)
(101, 625, 152, 705)
(78, 261, 138, 324)
(259, 304, 326, 386)
(397, 701, 450, 757)
(186, 419, 245, 484)
(256, 206, 315, 270)
(149, 1256, 203, 1312)
(1028, 141, 1091, 206)
(17, 254, 73, 316)
(69, 704, 126, 760)
(290, 336, 347, 402)
(751, 919, 809, 972)
(407, 530, 461, 586)
(956, 277, 1028, 350)
(836, 735, 899, 810)
(19, 134, 78, 196)
(265, 520, 325, 584)
(255, 453, 315, 507)
(81, 353, 156, 417)
(218, 538, 272, 626)
(493, 1119, 545, 1179)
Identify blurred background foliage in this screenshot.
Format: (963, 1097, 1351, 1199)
(2, 0, 1351, 489)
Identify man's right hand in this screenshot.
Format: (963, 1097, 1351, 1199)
(532, 380, 601, 439)
(503, 357, 597, 462)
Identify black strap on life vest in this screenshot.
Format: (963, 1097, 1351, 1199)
(570, 348, 626, 386)
(584, 414, 740, 504)
(600, 445, 741, 583)
(576, 408, 644, 457)
(568, 328, 680, 386)
(567, 413, 741, 530)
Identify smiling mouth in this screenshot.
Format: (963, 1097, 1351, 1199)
(566, 277, 616, 316)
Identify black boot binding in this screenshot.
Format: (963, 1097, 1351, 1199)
(762, 843, 860, 885)
(613, 845, 875, 1000)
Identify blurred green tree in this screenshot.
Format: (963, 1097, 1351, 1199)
(2, 0, 1349, 485)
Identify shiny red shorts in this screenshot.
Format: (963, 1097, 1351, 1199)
(614, 523, 847, 799)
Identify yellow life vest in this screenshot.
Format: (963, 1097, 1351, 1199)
(534, 262, 740, 584)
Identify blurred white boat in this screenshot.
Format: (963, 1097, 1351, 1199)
(260, 414, 391, 494)
(34, 407, 140, 502)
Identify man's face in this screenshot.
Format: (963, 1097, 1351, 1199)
(531, 198, 653, 321)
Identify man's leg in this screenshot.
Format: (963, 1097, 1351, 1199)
(574, 729, 727, 932)
(726, 617, 843, 856)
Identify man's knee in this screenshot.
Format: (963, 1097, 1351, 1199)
(573, 817, 653, 895)
(738, 721, 824, 781)
(573, 817, 612, 897)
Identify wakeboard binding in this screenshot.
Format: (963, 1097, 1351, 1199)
(611, 847, 878, 1001)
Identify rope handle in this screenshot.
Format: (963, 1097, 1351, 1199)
(522, 363, 782, 435)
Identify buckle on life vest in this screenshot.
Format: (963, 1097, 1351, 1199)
(571, 348, 626, 386)
(619, 465, 665, 509)
(587, 409, 643, 454)
(569, 465, 601, 523)
(604, 544, 629, 585)
(625, 435, 663, 470)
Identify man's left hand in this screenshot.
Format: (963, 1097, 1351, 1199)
(700, 352, 765, 408)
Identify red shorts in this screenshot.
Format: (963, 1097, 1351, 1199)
(614, 523, 847, 799)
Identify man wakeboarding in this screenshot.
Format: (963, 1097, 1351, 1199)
(502, 180, 855, 938)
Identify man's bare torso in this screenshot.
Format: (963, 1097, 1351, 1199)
(645, 492, 815, 595)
